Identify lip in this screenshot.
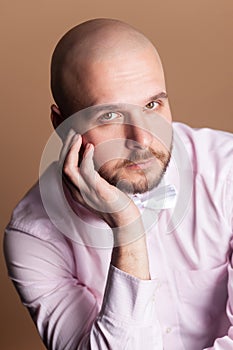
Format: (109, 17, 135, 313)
(126, 158, 155, 170)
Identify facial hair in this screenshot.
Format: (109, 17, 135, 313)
(98, 145, 172, 194)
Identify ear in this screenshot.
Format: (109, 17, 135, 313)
(50, 104, 67, 141)
(50, 104, 64, 129)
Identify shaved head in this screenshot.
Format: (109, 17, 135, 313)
(50, 18, 172, 195)
(51, 18, 163, 117)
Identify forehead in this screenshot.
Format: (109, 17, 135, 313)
(72, 48, 165, 108)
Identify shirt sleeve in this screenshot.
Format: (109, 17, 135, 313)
(203, 168, 233, 350)
(4, 228, 163, 350)
(203, 260, 233, 350)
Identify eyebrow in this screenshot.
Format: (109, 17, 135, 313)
(87, 91, 168, 114)
(146, 91, 168, 102)
(88, 104, 124, 113)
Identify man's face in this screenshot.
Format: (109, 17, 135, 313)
(70, 47, 173, 194)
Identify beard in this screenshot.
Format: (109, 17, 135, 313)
(98, 144, 172, 194)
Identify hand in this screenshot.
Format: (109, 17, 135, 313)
(60, 130, 150, 278)
(60, 130, 141, 230)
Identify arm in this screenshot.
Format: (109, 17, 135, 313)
(61, 132, 162, 348)
(111, 235, 150, 280)
(62, 133, 151, 280)
(4, 228, 161, 350)
(203, 173, 233, 349)
(55, 131, 233, 350)
(4, 132, 163, 349)
(203, 256, 233, 350)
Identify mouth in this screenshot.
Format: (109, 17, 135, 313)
(125, 158, 155, 170)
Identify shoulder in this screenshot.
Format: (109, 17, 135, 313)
(173, 122, 233, 180)
(173, 121, 233, 144)
(6, 163, 63, 242)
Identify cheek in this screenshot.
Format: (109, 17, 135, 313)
(81, 134, 90, 147)
(81, 129, 120, 168)
(81, 130, 102, 147)
(164, 103, 172, 123)
(82, 126, 124, 146)
(93, 139, 127, 170)
(83, 130, 128, 172)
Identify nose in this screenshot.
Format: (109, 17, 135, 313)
(125, 121, 153, 150)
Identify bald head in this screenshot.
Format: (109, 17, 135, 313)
(51, 18, 163, 117)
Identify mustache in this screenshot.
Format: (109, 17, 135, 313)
(97, 146, 172, 193)
(115, 148, 169, 169)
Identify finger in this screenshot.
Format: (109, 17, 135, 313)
(80, 143, 119, 201)
(58, 128, 77, 170)
(63, 134, 82, 185)
(73, 143, 133, 215)
(62, 173, 84, 204)
(79, 143, 113, 192)
(79, 143, 96, 182)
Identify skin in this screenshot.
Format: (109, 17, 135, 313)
(51, 18, 173, 279)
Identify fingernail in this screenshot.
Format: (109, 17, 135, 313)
(72, 133, 80, 142)
(85, 143, 94, 154)
(68, 128, 76, 137)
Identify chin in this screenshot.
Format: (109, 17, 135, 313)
(120, 172, 166, 194)
(98, 149, 172, 194)
(100, 167, 166, 194)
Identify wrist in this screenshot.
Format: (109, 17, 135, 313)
(111, 236, 150, 280)
(111, 215, 145, 247)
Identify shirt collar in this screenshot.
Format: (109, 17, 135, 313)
(129, 183, 177, 211)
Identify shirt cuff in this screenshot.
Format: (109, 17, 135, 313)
(99, 264, 159, 326)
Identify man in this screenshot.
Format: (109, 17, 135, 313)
(4, 18, 233, 349)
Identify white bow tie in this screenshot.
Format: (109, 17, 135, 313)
(130, 184, 177, 211)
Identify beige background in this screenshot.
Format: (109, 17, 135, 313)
(1, 1, 233, 349)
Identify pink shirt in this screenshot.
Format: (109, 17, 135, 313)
(4, 122, 233, 349)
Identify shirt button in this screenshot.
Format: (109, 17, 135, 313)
(152, 293, 156, 302)
(166, 327, 172, 334)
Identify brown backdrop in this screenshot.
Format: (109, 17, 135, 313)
(1, 1, 233, 349)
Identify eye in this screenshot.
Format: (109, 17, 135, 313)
(145, 101, 160, 110)
(98, 111, 122, 123)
